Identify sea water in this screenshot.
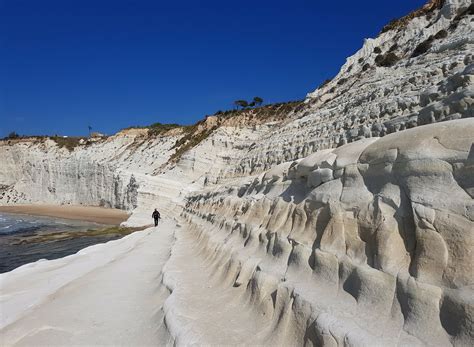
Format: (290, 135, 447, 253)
(0, 213, 115, 273)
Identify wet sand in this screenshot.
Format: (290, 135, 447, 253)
(0, 205, 129, 225)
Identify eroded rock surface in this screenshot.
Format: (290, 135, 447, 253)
(0, 0, 472, 345)
(182, 119, 473, 346)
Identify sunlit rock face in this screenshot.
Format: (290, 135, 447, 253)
(0, 134, 177, 210)
(1, 0, 472, 210)
(183, 119, 473, 346)
(0, 0, 472, 345)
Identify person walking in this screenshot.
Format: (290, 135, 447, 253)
(152, 208, 161, 227)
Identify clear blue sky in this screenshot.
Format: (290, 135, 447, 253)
(1, 0, 427, 137)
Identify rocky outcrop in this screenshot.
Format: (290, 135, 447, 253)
(182, 119, 473, 346)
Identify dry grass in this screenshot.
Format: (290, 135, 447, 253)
(169, 125, 218, 163)
(167, 101, 304, 164)
(380, 0, 445, 34)
(51, 136, 87, 151)
(147, 123, 181, 136)
(122, 123, 182, 136)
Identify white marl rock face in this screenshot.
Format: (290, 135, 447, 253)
(1, 0, 472, 208)
(0, 1, 473, 345)
(0, 132, 179, 209)
(182, 119, 474, 346)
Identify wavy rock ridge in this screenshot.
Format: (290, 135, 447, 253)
(182, 119, 473, 346)
(0, 0, 473, 346)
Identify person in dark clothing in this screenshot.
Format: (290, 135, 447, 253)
(152, 208, 161, 226)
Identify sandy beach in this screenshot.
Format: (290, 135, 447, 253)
(0, 205, 129, 225)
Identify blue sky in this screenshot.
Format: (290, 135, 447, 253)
(1, 0, 427, 137)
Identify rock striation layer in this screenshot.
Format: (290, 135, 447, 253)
(182, 119, 474, 346)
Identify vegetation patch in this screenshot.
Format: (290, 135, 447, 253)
(147, 122, 181, 136)
(213, 100, 303, 121)
(51, 136, 88, 151)
(122, 122, 182, 136)
(1, 135, 99, 151)
(4, 132, 20, 140)
(233, 96, 263, 109)
(167, 100, 304, 164)
(169, 125, 218, 163)
(380, 0, 445, 34)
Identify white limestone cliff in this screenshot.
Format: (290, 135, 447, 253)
(182, 119, 473, 346)
(0, 1, 472, 345)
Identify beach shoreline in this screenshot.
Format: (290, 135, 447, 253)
(0, 204, 129, 225)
